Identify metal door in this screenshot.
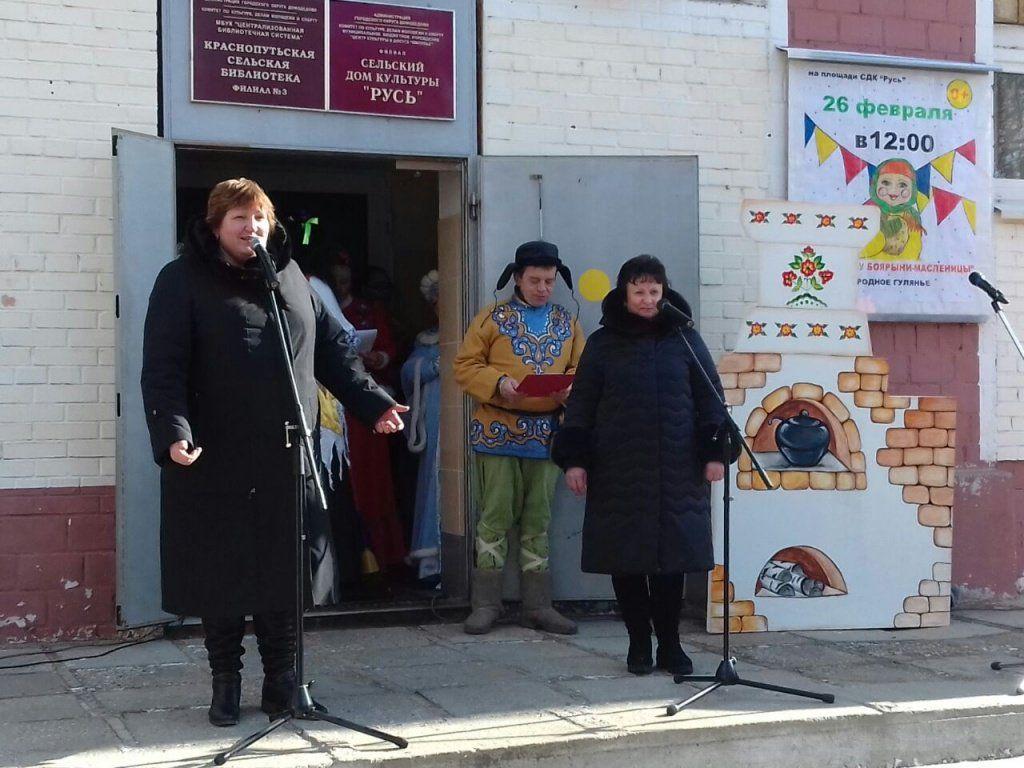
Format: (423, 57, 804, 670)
(113, 130, 177, 627)
(477, 156, 700, 600)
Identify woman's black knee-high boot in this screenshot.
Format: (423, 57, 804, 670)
(254, 611, 297, 719)
(650, 575, 692, 675)
(612, 575, 654, 675)
(202, 616, 245, 726)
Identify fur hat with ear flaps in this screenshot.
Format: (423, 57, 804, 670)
(495, 240, 573, 292)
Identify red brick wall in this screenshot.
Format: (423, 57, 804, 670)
(871, 322, 1024, 599)
(789, 0, 976, 63)
(0, 486, 116, 640)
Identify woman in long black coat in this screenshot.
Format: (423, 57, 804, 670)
(552, 255, 734, 676)
(141, 178, 406, 726)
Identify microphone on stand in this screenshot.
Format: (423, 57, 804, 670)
(250, 236, 280, 291)
(969, 272, 1008, 305)
(657, 298, 695, 329)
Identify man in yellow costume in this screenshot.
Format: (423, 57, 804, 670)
(454, 241, 585, 635)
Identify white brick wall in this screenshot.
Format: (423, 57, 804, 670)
(991, 26, 1024, 460)
(0, 1, 157, 489)
(480, 0, 773, 357)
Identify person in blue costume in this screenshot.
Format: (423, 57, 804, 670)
(401, 270, 442, 585)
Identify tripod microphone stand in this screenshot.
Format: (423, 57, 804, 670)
(213, 242, 408, 765)
(969, 273, 1024, 695)
(660, 312, 835, 716)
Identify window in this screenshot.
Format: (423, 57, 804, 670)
(995, 73, 1024, 180)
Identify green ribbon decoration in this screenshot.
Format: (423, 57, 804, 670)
(301, 217, 319, 246)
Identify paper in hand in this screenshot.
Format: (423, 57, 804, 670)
(354, 329, 377, 354)
(515, 374, 574, 397)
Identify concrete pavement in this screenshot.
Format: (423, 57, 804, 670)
(3, 610, 1024, 767)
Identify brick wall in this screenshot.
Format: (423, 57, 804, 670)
(0, 1, 157, 638)
(871, 321, 1024, 599)
(789, 0, 977, 62)
(480, 0, 773, 354)
(0, 1, 157, 491)
(0, 487, 116, 639)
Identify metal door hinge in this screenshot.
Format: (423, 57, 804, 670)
(469, 194, 479, 221)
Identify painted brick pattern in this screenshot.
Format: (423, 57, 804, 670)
(0, 1, 157, 490)
(789, 0, 977, 62)
(0, 486, 117, 639)
(480, 0, 774, 356)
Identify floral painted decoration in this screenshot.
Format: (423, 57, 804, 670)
(840, 325, 862, 340)
(848, 217, 869, 230)
(783, 246, 832, 308)
(776, 322, 797, 338)
(747, 321, 767, 338)
(783, 212, 802, 225)
(750, 210, 770, 224)
(816, 214, 836, 228)
(808, 323, 829, 338)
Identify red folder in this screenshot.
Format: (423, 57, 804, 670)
(515, 374, 574, 397)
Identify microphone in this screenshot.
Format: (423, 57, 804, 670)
(969, 272, 1007, 305)
(657, 298, 695, 329)
(250, 237, 280, 290)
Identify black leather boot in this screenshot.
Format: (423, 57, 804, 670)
(209, 672, 241, 726)
(612, 575, 654, 675)
(651, 575, 693, 676)
(201, 616, 246, 727)
(254, 611, 297, 720)
(260, 669, 296, 719)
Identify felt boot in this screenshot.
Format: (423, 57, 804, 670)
(520, 570, 577, 635)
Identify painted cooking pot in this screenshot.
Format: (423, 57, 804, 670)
(772, 410, 829, 467)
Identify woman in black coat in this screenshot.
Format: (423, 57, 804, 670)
(141, 178, 407, 726)
(552, 255, 733, 676)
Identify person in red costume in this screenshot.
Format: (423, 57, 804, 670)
(328, 253, 406, 568)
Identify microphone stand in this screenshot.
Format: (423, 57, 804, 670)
(663, 312, 835, 716)
(973, 285, 1024, 693)
(213, 244, 407, 765)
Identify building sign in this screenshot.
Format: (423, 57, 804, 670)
(329, 2, 455, 119)
(789, 61, 991, 319)
(192, 0, 455, 121)
(191, 0, 326, 110)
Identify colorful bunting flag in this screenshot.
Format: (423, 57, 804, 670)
(962, 198, 977, 232)
(932, 188, 962, 226)
(931, 151, 956, 184)
(803, 114, 978, 231)
(955, 140, 976, 164)
(915, 165, 931, 198)
(841, 147, 868, 184)
(814, 128, 840, 166)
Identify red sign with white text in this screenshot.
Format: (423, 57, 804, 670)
(192, 0, 326, 110)
(328, 1, 455, 120)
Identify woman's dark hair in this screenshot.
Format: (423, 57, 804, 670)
(616, 254, 670, 291)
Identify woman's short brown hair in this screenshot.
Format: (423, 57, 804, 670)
(205, 178, 276, 233)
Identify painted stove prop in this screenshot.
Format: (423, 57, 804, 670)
(708, 200, 956, 633)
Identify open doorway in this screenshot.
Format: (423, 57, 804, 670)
(174, 146, 468, 613)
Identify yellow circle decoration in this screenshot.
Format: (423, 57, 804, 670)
(579, 269, 612, 303)
(946, 79, 972, 109)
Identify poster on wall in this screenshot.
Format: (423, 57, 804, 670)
(788, 60, 991, 319)
(191, 0, 327, 110)
(191, 0, 456, 121)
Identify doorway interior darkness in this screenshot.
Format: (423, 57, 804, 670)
(175, 146, 458, 614)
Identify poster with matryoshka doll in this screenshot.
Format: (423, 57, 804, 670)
(788, 60, 991, 320)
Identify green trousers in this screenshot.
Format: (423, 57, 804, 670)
(474, 454, 561, 573)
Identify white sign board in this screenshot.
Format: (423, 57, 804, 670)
(788, 60, 991, 320)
